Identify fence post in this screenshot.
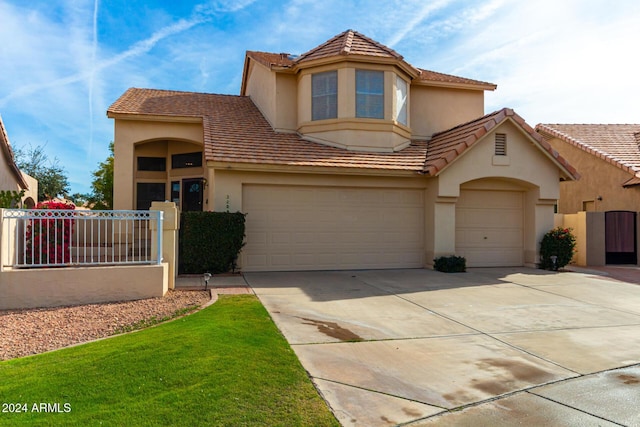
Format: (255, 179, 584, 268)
(150, 202, 179, 290)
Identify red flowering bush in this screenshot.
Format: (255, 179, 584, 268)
(539, 227, 576, 270)
(26, 201, 76, 265)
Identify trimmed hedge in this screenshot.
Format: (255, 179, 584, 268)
(179, 211, 246, 274)
(434, 255, 466, 273)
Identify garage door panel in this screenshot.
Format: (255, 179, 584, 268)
(456, 190, 523, 267)
(243, 185, 424, 271)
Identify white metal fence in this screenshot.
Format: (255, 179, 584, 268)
(2, 209, 163, 268)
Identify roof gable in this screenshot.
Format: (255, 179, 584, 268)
(0, 115, 29, 190)
(535, 124, 640, 182)
(424, 108, 579, 179)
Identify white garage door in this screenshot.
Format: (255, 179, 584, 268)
(242, 185, 424, 271)
(456, 190, 523, 267)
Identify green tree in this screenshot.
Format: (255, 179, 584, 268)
(14, 144, 70, 200)
(86, 142, 114, 210)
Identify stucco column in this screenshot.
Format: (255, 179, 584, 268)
(150, 202, 179, 289)
(431, 197, 458, 263)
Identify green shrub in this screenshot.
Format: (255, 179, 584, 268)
(179, 211, 246, 274)
(539, 227, 576, 270)
(434, 255, 466, 273)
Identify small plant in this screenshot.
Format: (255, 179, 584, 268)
(434, 255, 466, 273)
(539, 227, 576, 270)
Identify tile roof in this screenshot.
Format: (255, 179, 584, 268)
(108, 88, 428, 172)
(425, 108, 579, 179)
(295, 29, 404, 63)
(244, 30, 496, 91)
(0, 115, 29, 189)
(535, 124, 640, 183)
(108, 89, 576, 180)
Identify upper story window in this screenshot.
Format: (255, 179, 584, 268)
(137, 156, 166, 171)
(312, 71, 337, 121)
(395, 76, 407, 126)
(172, 152, 202, 169)
(356, 70, 384, 119)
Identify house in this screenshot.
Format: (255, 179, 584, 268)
(536, 124, 640, 265)
(0, 114, 37, 208)
(107, 30, 577, 272)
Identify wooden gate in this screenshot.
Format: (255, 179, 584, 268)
(605, 211, 637, 264)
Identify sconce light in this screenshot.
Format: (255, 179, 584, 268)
(597, 196, 603, 201)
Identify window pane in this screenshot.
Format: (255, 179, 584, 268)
(395, 76, 407, 125)
(137, 157, 166, 171)
(312, 71, 337, 120)
(356, 70, 384, 119)
(171, 152, 202, 169)
(136, 183, 166, 210)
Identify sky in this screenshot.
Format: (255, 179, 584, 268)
(1, 0, 639, 194)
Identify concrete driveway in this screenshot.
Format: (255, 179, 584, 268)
(244, 268, 640, 426)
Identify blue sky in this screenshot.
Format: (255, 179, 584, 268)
(1, 0, 639, 194)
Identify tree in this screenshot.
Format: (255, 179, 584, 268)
(14, 144, 70, 201)
(86, 142, 114, 210)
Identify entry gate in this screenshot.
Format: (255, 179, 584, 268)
(605, 211, 637, 264)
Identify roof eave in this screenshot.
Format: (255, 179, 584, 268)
(413, 79, 497, 91)
(207, 160, 424, 177)
(106, 112, 203, 123)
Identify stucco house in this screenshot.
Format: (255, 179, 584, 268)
(0, 115, 37, 208)
(107, 30, 577, 272)
(536, 124, 640, 265)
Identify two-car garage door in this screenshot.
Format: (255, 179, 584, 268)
(242, 185, 425, 271)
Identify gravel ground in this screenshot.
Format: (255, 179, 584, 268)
(0, 290, 210, 361)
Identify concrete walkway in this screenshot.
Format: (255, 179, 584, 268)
(244, 268, 640, 426)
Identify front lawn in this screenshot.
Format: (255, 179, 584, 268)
(0, 295, 338, 426)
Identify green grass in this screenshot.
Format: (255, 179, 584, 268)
(0, 295, 338, 426)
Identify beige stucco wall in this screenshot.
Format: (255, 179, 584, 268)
(112, 119, 204, 210)
(546, 138, 640, 213)
(410, 85, 485, 139)
(555, 211, 607, 266)
(0, 263, 168, 310)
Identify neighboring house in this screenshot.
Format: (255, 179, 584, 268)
(107, 30, 577, 271)
(0, 115, 37, 208)
(536, 124, 640, 265)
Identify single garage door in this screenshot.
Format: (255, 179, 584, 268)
(456, 190, 524, 267)
(242, 185, 424, 271)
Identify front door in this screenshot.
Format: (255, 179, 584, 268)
(182, 179, 204, 212)
(605, 211, 637, 264)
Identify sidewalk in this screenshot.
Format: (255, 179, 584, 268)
(175, 274, 253, 295)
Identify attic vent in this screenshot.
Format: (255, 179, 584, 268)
(495, 133, 507, 156)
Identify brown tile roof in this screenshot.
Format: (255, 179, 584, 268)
(0, 115, 29, 189)
(415, 68, 496, 90)
(295, 29, 404, 63)
(108, 89, 576, 180)
(108, 88, 428, 172)
(244, 31, 496, 90)
(535, 124, 640, 182)
(245, 51, 294, 68)
(425, 108, 579, 179)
